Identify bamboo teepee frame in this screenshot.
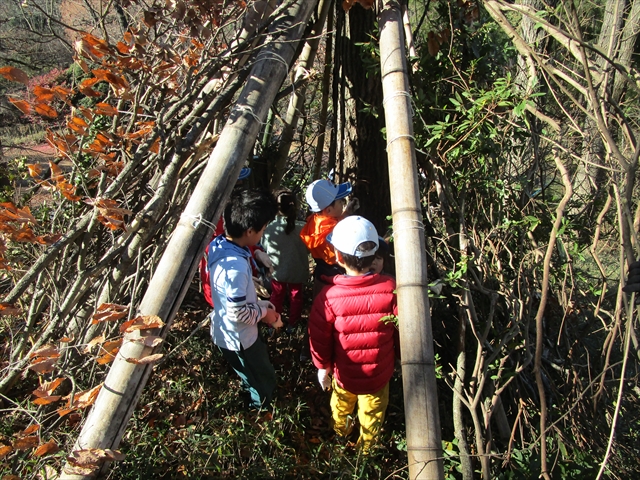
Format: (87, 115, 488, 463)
(59, 2, 444, 479)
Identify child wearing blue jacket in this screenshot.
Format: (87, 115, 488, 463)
(208, 188, 283, 410)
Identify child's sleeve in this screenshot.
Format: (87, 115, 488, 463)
(223, 260, 265, 325)
(308, 293, 335, 370)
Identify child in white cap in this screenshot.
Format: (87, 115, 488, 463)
(308, 215, 398, 452)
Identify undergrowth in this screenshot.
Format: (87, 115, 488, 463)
(106, 292, 409, 480)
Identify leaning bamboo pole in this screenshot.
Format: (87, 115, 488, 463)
(59, 1, 319, 478)
(378, 1, 444, 479)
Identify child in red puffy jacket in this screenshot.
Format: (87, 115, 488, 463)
(308, 215, 398, 452)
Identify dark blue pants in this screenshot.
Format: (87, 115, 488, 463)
(219, 336, 276, 409)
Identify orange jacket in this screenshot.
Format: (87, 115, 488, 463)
(300, 213, 339, 264)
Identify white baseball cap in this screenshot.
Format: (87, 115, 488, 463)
(328, 215, 379, 257)
(305, 179, 352, 212)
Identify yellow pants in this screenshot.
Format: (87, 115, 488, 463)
(330, 379, 390, 452)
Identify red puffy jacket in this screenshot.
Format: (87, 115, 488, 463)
(309, 273, 398, 394)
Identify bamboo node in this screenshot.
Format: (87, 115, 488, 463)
(386, 134, 415, 149)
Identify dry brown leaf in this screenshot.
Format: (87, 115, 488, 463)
(26, 163, 43, 178)
(94, 103, 118, 116)
(0, 66, 29, 84)
(34, 103, 58, 118)
(91, 303, 129, 324)
(84, 334, 106, 353)
(13, 435, 39, 450)
(125, 353, 164, 365)
(8, 97, 32, 115)
(0, 444, 13, 459)
(66, 384, 102, 410)
(34, 439, 59, 457)
(0, 302, 21, 316)
(30, 344, 60, 359)
(28, 358, 57, 375)
(19, 424, 40, 436)
(33, 377, 65, 397)
(33, 395, 62, 406)
(120, 315, 164, 333)
(67, 447, 124, 466)
(63, 464, 98, 476)
(130, 335, 163, 348)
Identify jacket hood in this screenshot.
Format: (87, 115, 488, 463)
(207, 235, 251, 267)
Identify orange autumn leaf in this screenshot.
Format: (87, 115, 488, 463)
(84, 334, 106, 353)
(94, 103, 118, 116)
(34, 440, 60, 457)
(26, 163, 43, 178)
(78, 106, 94, 122)
(149, 137, 160, 154)
(59, 385, 103, 414)
(19, 424, 40, 436)
(13, 436, 39, 450)
(52, 85, 72, 101)
(32, 377, 65, 404)
(0, 66, 29, 84)
(92, 303, 129, 324)
(0, 202, 37, 223)
(49, 161, 64, 183)
(33, 395, 62, 406)
(0, 302, 21, 316)
(30, 344, 60, 359)
(125, 353, 164, 365)
(33, 85, 55, 102)
(96, 339, 122, 364)
(120, 315, 164, 334)
(34, 103, 58, 118)
(58, 181, 82, 202)
(29, 357, 57, 375)
(0, 444, 13, 459)
(8, 97, 32, 115)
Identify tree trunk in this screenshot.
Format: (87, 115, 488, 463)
(334, 2, 390, 231)
(379, 2, 444, 479)
(312, 5, 334, 181)
(59, 2, 319, 478)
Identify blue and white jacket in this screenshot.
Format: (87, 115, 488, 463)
(208, 235, 267, 351)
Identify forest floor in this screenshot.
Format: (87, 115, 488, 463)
(104, 285, 412, 479)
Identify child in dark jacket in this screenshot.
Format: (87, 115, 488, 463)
(308, 215, 398, 452)
(208, 188, 283, 410)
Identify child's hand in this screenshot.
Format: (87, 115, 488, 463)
(344, 197, 360, 215)
(254, 250, 274, 274)
(262, 307, 282, 327)
(317, 369, 331, 390)
(258, 299, 276, 311)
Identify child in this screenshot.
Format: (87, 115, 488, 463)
(261, 190, 309, 331)
(308, 215, 398, 452)
(208, 188, 283, 410)
(300, 178, 359, 285)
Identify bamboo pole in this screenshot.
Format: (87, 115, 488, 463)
(60, 2, 319, 478)
(378, 1, 444, 479)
